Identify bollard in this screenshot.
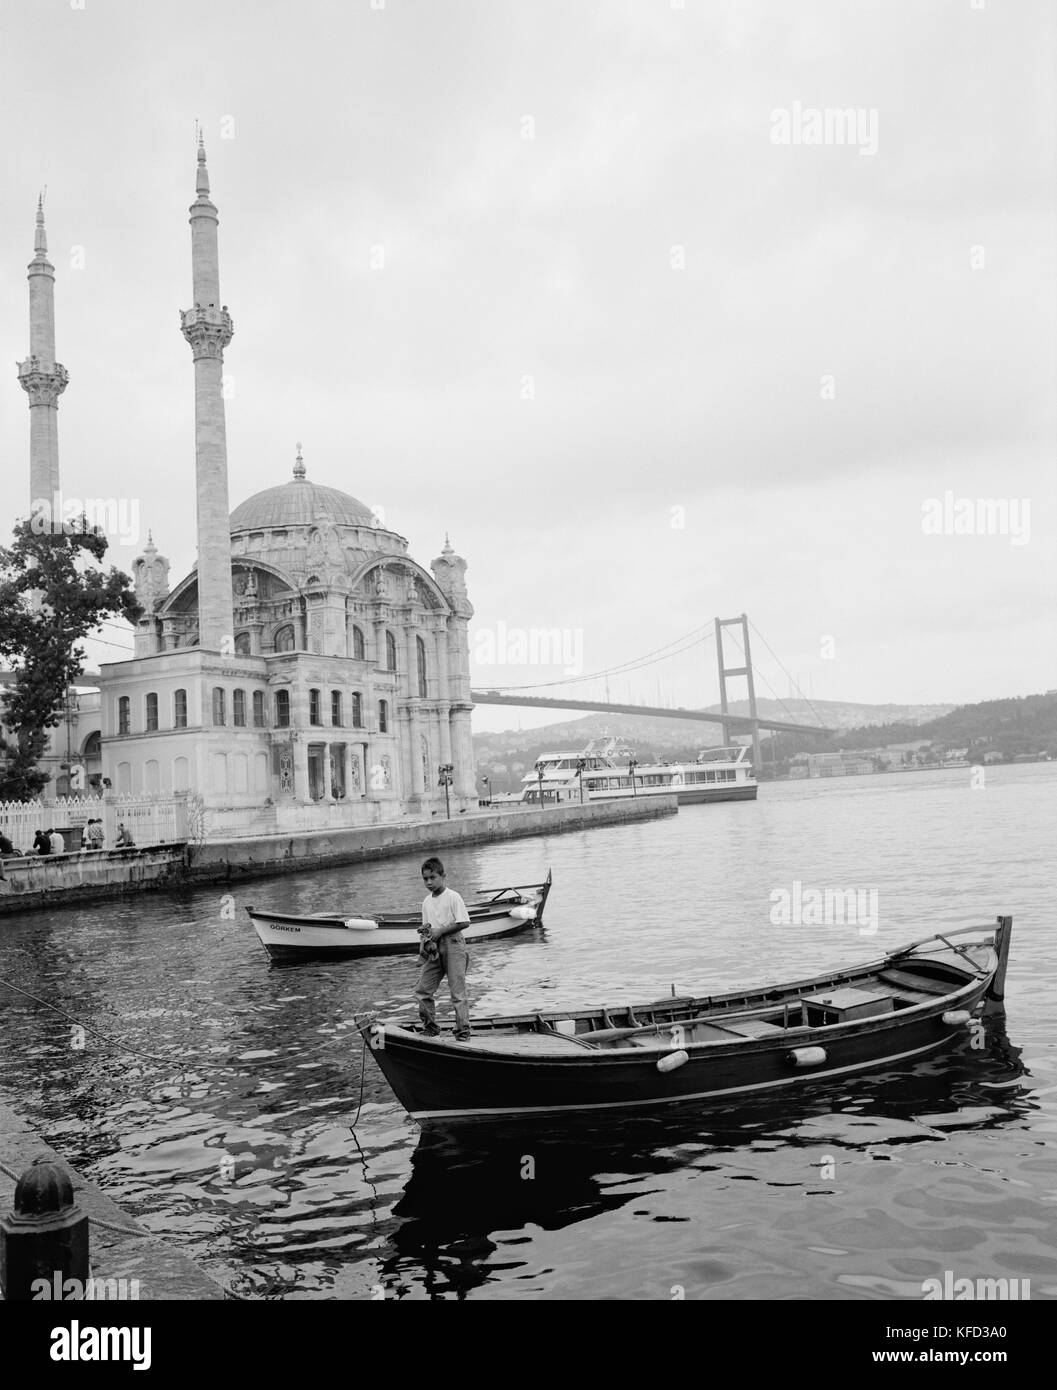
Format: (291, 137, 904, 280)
(0, 1155, 89, 1301)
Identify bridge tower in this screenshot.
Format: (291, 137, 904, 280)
(715, 613, 761, 772)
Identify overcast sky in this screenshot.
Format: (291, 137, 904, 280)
(2, 0, 1054, 732)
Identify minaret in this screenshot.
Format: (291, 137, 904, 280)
(179, 135, 235, 651)
(17, 196, 68, 515)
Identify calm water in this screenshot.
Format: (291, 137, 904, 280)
(1, 763, 1055, 1300)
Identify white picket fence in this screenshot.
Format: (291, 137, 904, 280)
(0, 794, 189, 852)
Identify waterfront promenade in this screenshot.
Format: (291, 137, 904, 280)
(0, 794, 677, 913)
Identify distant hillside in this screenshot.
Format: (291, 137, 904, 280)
(471, 697, 957, 792)
(819, 691, 1057, 757)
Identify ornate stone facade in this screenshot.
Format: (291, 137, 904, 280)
(90, 147, 476, 836)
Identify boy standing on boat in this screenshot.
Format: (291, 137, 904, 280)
(416, 856, 472, 1040)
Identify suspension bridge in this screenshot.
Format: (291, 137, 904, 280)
(471, 614, 834, 768)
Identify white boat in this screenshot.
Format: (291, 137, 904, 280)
(246, 872, 553, 960)
(513, 738, 757, 807)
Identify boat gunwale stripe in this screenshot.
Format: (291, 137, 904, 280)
(406, 1036, 959, 1120)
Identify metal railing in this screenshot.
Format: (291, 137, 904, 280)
(0, 794, 189, 852)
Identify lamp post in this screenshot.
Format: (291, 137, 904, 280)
(574, 755, 587, 805)
(535, 759, 546, 808)
(481, 775, 490, 806)
(437, 763, 454, 819)
(627, 757, 638, 797)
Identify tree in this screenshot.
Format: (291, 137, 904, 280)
(0, 517, 140, 801)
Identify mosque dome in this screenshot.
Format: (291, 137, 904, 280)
(229, 447, 376, 533)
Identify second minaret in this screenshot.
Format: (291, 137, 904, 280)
(180, 136, 235, 651)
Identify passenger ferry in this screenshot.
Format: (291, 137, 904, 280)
(511, 738, 757, 807)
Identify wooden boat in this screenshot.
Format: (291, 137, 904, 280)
(246, 871, 552, 960)
(359, 917, 1012, 1122)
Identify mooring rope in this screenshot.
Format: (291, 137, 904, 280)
(0, 975, 195, 1068)
(349, 1032, 369, 1129)
(0, 1158, 148, 1238)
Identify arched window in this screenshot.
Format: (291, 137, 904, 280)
(351, 625, 365, 661)
(212, 687, 226, 726)
(331, 691, 343, 726)
(118, 696, 130, 735)
(378, 699, 389, 734)
(174, 689, 188, 728)
(145, 692, 159, 732)
(351, 691, 363, 728)
(274, 624, 296, 653)
(252, 690, 266, 727)
(233, 688, 247, 727)
(416, 636, 427, 698)
(275, 690, 291, 727)
(385, 631, 397, 671)
(309, 688, 322, 725)
(234, 632, 251, 655)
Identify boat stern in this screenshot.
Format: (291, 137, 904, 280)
(982, 915, 1013, 1016)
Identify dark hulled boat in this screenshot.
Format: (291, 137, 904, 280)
(359, 918, 1012, 1122)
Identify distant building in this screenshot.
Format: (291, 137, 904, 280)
(0, 674, 102, 797)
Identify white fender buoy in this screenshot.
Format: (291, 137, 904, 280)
(657, 1050, 689, 1073)
(789, 1046, 827, 1068)
(508, 905, 537, 921)
(343, 918, 379, 931)
(941, 1010, 972, 1027)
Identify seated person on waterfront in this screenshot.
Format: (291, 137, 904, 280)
(83, 818, 105, 850)
(0, 831, 20, 856)
(115, 822, 136, 848)
(416, 856, 472, 1041)
(32, 829, 52, 856)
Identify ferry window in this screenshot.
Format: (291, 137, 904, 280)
(351, 625, 365, 661)
(705, 771, 716, 783)
(252, 691, 266, 727)
(174, 689, 188, 729)
(385, 631, 397, 672)
(351, 691, 363, 727)
(233, 689, 247, 727)
(331, 690, 343, 726)
(212, 687, 226, 726)
(118, 696, 131, 735)
(275, 690, 291, 727)
(378, 699, 389, 733)
(145, 692, 158, 732)
(309, 689, 321, 725)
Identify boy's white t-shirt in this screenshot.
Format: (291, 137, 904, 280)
(422, 887, 470, 938)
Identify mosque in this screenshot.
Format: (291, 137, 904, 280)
(12, 142, 477, 836)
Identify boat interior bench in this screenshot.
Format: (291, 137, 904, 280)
(878, 969, 955, 997)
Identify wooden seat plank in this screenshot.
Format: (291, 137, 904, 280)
(879, 969, 953, 996)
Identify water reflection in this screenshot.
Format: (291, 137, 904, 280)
(374, 1022, 1030, 1298)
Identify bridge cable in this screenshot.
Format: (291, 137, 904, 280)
(747, 620, 829, 729)
(480, 624, 715, 692)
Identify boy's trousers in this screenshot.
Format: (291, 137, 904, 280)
(415, 936, 470, 1035)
